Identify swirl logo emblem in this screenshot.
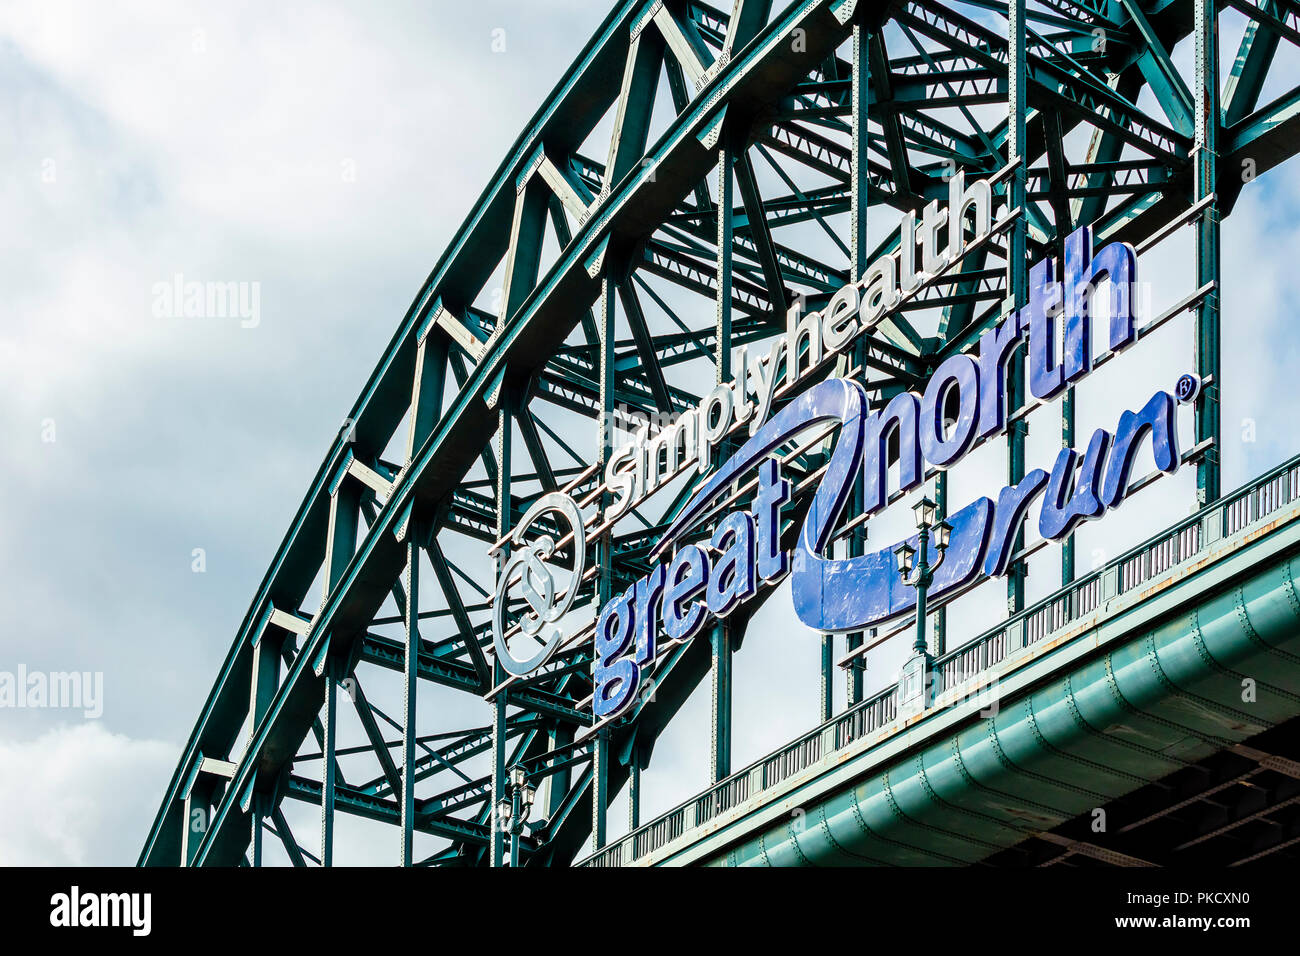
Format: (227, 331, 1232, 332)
(489, 492, 586, 677)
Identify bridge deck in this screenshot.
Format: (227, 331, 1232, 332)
(580, 455, 1300, 866)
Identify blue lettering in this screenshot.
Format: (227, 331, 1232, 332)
(862, 391, 921, 514)
(1040, 428, 1110, 540)
(1102, 390, 1178, 508)
(707, 512, 756, 617)
(633, 565, 665, 666)
(662, 544, 709, 643)
(1063, 226, 1138, 379)
(593, 586, 638, 719)
(754, 459, 791, 582)
(977, 311, 1025, 437)
(1027, 256, 1065, 400)
(984, 469, 1049, 577)
(920, 354, 980, 467)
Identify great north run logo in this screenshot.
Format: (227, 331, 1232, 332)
(487, 170, 1194, 720)
(588, 221, 1185, 719)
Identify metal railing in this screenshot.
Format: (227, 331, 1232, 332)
(578, 454, 1300, 867)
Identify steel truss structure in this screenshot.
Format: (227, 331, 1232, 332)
(141, 0, 1300, 866)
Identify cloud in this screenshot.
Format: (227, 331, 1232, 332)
(0, 723, 174, 865)
(0, 1, 612, 746)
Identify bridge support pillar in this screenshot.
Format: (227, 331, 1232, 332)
(490, 395, 515, 867)
(546, 722, 572, 823)
(317, 463, 360, 869)
(249, 791, 271, 868)
(319, 662, 339, 867)
(841, 21, 872, 708)
(1194, 0, 1222, 505)
(709, 134, 737, 787)
(399, 535, 420, 867)
(820, 636, 834, 722)
(711, 624, 732, 782)
(592, 731, 609, 851)
(1006, 0, 1028, 616)
(590, 267, 619, 853)
(629, 743, 646, 831)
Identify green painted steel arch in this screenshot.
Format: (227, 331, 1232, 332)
(714, 554, 1300, 866)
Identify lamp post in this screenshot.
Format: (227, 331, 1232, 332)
(495, 765, 535, 867)
(894, 497, 951, 712)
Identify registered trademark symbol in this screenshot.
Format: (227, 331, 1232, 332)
(1175, 373, 1201, 404)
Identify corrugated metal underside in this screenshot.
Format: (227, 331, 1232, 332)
(694, 552, 1300, 866)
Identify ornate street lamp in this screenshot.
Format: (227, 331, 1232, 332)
(897, 497, 951, 712)
(498, 765, 536, 867)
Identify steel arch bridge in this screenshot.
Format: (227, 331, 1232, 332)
(141, 0, 1300, 867)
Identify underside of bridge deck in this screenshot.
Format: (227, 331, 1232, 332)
(989, 714, 1300, 867)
